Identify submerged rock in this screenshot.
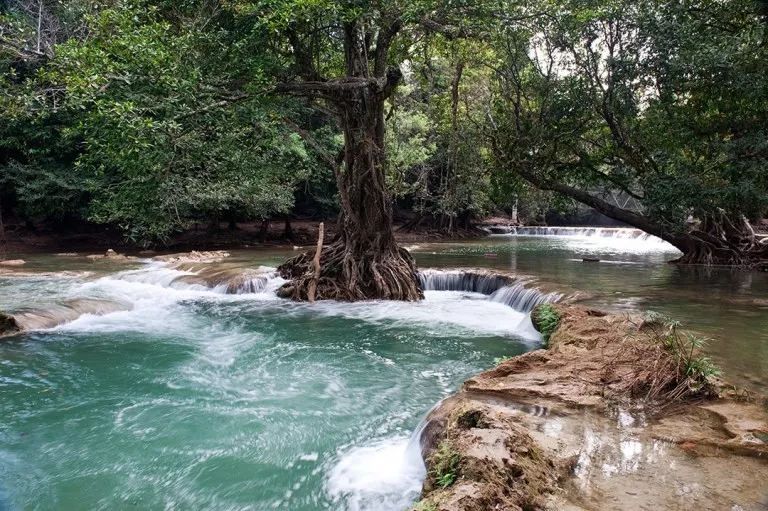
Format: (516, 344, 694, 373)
(0, 312, 20, 336)
(153, 250, 230, 264)
(0, 259, 26, 266)
(1, 298, 131, 336)
(86, 249, 136, 261)
(413, 305, 768, 510)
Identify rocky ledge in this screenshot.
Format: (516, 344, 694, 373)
(413, 305, 768, 511)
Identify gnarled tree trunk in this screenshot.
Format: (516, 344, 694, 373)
(670, 213, 768, 269)
(276, 20, 422, 301)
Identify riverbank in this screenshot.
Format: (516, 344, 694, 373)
(0, 219, 488, 256)
(413, 304, 768, 510)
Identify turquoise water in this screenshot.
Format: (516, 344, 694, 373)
(1, 231, 767, 510)
(0, 258, 536, 510)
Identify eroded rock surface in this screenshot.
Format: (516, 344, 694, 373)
(414, 305, 768, 511)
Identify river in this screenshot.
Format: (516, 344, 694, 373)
(1, 228, 766, 510)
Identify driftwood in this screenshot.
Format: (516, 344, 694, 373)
(307, 223, 324, 303)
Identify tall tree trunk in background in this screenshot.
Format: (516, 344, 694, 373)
(0, 197, 6, 260)
(277, 20, 422, 301)
(259, 219, 270, 242)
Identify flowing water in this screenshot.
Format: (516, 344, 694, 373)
(1, 229, 767, 510)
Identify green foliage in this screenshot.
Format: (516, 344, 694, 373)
(2, 0, 765, 244)
(532, 304, 560, 347)
(487, 0, 768, 233)
(1, 1, 322, 243)
(430, 440, 461, 489)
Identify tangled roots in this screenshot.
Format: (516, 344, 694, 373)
(277, 241, 423, 301)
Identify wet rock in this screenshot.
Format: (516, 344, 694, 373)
(0, 312, 20, 336)
(85, 249, 136, 261)
(4, 298, 130, 333)
(0, 259, 25, 266)
(412, 305, 768, 510)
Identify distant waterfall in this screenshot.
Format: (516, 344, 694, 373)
(417, 269, 560, 313)
(484, 225, 664, 242)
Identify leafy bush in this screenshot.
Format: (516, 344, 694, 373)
(532, 304, 560, 347)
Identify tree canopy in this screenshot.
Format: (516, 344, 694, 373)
(1, 0, 766, 266)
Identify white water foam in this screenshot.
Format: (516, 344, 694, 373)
(326, 435, 426, 511)
(306, 291, 541, 340)
(52, 263, 284, 333)
(42, 262, 543, 342)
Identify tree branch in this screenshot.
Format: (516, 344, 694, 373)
(373, 18, 402, 77)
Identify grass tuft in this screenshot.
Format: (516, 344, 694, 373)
(430, 440, 461, 489)
(631, 311, 721, 402)
(492, 355, 513, 365)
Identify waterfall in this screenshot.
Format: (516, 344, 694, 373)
(489, 284, 562, 313)
(417, 270, 513, 294)
(417, 269, 561, 313)
(485, 225, 665, 242)
(222, 273, 275, 294)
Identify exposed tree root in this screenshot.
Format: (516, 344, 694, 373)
(277, 239, 423, 301)
(671, 213, 768, 269)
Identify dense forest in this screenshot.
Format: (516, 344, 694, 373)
(2, 0, 768, 290)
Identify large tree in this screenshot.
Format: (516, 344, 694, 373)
(487, 0, 768, 268)
(263, 0, 492, 300)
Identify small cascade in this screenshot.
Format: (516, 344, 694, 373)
(222, 272, 275, 294)
(110, 263, 284, 295)
(417, 269, 560, 314)
(418, 270, 514, 294)
(490, 284, 562, 313)
(175, 265, 282, 295)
